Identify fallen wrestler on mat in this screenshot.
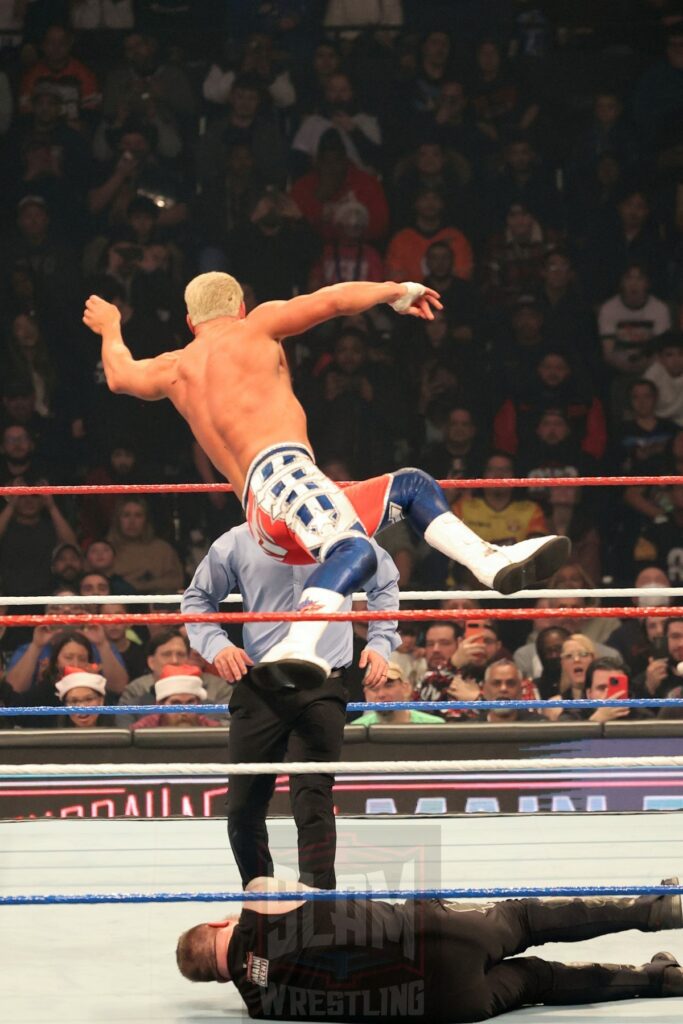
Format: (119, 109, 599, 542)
(176, 876, 683, 1022)
(83, 275, 570, 689)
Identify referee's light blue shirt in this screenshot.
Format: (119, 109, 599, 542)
(182, 523, 400, 667)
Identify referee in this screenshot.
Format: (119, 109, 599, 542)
(182, 523, 400, 889)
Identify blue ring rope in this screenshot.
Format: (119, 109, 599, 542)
(3, 698, 683, 716)
(2, 884, 682, 907)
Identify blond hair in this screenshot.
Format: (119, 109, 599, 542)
(184, 272, 244, 325)
(563, 633, 596, 656)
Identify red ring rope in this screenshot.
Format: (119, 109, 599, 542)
(0, 607, 678, 627)
(0, 475, 682, 496)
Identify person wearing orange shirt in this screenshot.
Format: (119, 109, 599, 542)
(385, 187, 473, 282)
(20, 25, 100, 127)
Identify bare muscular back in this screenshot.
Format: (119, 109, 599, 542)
(166, 316, 310, 501)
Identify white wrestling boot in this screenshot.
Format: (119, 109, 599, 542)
(423, 513, 571, 595)
(251, 587, 342, 691)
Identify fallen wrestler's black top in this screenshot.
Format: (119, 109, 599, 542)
(228, 899, 443, 1022)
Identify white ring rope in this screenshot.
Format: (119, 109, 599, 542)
(4, 757, 683, 777)
(6, 587, 683, 606)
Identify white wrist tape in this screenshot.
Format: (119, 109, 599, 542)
(390, 282, 427, 313)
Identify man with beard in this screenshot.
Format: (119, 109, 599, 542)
(292, 71, 381, 173)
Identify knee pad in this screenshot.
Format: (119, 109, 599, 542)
(309, 534, 377, 595)
(388, 467, 449, 534)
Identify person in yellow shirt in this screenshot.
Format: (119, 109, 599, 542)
(451, 452, 547, 546)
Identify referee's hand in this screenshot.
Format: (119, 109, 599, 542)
(359, 648, 388, 688)
(213, 645, 254, 683)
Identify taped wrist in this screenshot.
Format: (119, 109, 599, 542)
(390, 282, 426, 312)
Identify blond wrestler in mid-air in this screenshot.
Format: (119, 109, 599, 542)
(83, 275, 569, 689)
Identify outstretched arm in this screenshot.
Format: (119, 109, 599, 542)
(82, 295, 178, 399)
(248, 281, 442, 340)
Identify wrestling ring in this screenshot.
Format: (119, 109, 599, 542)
(2, 474, 683, 1023)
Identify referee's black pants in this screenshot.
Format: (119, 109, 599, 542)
(424, 892, 674, 1021)
(226, 673, 347, 890)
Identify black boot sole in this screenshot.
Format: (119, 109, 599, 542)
(492, 536, 572, 595)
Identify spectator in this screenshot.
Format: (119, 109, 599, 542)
(50, 541, 85, 588)
(307, 328, 394, 477)
(519, 408, 598, 492)
(633, 615, 683, 699)
(55, 665, 108, 729)
(308, 197, 385, 290)
(449, 622, 504, 683)
(0, 424, 47, 485)
(83, 539, 131, 594)
(391, 139, 470, 230)
(418, 79, 493, 170)
(514, 595, 621, 680)
(87, 121, 189, 233)
(477, 659, 538, 723)
(541, 632, 596, 720)
(196, 141, 264, 247)
(482, 134, 560, 231)
(106, 496, 184, 593)
(293, 40, 342, 114)
(470, 42, 539, 145)
(203, 33, 296, 111)
(634, 484, 683, 582)
(555, 657, 641, 723)
(607, 566, 671, 675)
(422, 239, 481, 336)
(231, 188, 316, 302)
(612, 378, 678, 474)
(6, 611, 128, 699)
(1, 196, 82, 329)
(19, 24, 101, 127)
(585, 188, 667, 302)
(198, 73, 288, 189)
(354, 661, 444, 726)
(101, 601, 148, 679)
(599, 263, 671, 378)
(412, 620, 480, 718)
(643, 332, 683, 426)
(530, 625, 571, 699)
(78, 569, 111, 599)
(389, 622, 427, 687)
(570, 91, 639, 177)
(481, 202, 561, 308)
(115, 628, 230, 727)
(385, 187, 474, 283)
(292, 70, 382, 173)
(290, 127, 389, 242)
(0, 480, 79, 597)
(494, 349, 607, 462)
(5, 314, 60, 420)
(101, 30, 195, 135)
(544, 487, 602, 586)
(131, 663, 222, 729)
(415, 621, 460, 703)
(418, 405, 486, 487)
(6, 627, 121, 724)
(535, 250, 598, 367)
(9, 78, 92, 222)
(409, 29, 456, 115)
(633, 24, 683, 149)
(450, 452, 548, 547)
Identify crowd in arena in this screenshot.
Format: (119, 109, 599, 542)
(0, 0, 682, 729)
